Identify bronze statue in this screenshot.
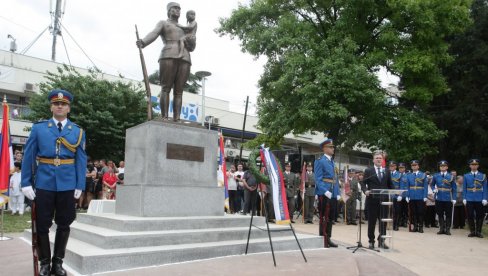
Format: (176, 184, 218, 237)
(136, 2, 196, 121)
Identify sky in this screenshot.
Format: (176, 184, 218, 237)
(0, 0, 266, 113)
(1, 0, 399, 114)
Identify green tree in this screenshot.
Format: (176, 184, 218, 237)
(147, 70, 201, 94)
(27, 65, 148, 161)
(429, 0, 488, 170)
(218, 0, 471, 161)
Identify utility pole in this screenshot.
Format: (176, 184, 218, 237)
(50, 0, 65, 61)
(238, 96, 249, 164)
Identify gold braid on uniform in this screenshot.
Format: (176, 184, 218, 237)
(56, 129, 84, 153)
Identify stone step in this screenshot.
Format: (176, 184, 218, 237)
(69, 221, 294, 249)
(72, 234, 321, 274)
(76, 213, 265, 232)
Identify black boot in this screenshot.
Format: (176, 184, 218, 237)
(378, 238, 389, 249)
(468, 219, 476, 237)
(445, 218, 452, 235)
(418, 223, 424, 233)
(50, 231, 70, 276)
(160, 91, 170, 119)
(412, 219, 418, 232)
(437, 218, 445, 235)
(476, 219, 484, 238)
(37, 234, 51, 276)
(326, 221, 337, 248)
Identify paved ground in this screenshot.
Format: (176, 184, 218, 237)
(1, 216, 487, 276)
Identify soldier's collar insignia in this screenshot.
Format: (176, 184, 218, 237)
(68, 125, 72, 129)
(48, 122, 53, 127)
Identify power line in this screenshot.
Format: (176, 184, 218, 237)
(60, 23, 97, 69)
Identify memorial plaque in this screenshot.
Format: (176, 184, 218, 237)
(167, 143, 204, 162)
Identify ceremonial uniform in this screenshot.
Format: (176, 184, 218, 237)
(406, 160, 428, 233)
(283, 163, 299, 222)
(21, 90, 87, 276)
(389, 162, 402, 231)
(431, 161, 456, 235)
(303, 164, 316, 224)
(314, 138, 339, 248)
(463, 159, 488, 238)
(345, 173, 359, 225)
(398, 167, 409, 227)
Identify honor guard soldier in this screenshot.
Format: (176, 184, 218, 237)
(463, 159, 488, 238)
(345, 169, 359, 225)
(283, 162, 299, 223)
(303, 162, 316, 224)
(21, 89, 87, 276)
(431, 160, 457, 235)
(389, 161, 402, 231)
(314, 138, 339, 248)
(406, 160, 428, 233)
(398, 163, 409, 227)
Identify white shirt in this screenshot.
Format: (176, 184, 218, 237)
(9, 171, 22, 196)
(323, 154, 333, 161)
(52, 117, 67, 130)
(227, 171, 237, 190)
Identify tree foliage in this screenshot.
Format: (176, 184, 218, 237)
(429, 0, 488, 170)
(26, 65, 148, 161)
(218, 0, 471, 161)
(147, 70, 201, 94)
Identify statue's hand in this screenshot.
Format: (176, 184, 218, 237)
(136, 39, 145, 48)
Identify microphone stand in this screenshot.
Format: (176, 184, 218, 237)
(347, 192, 369, 253)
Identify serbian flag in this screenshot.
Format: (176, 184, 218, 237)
(260, 145, 290, 225)
(0, 97, 14, 207)
(343, 166, 350, 202)
(217, 130, 229, 211)
(300, 162, 306, 200)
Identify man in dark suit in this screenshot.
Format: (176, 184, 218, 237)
(361, 152, 393, 250)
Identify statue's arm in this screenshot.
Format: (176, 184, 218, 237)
(141, 20, 165, 47)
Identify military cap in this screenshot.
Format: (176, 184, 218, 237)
(48, 89, 73, 104)
(285, 162, 291, 167)
(410, 160, 420, 165)
(438, 160, 448, 166)
(468, 158, 480, 165)
(398, 162, 406, 168)
(306, 162, 313, 167)
(348, 168, 356, 173)
(167, 2, 180, 10)
(319, 138, 334, 149)
(388, 161, 397, 166)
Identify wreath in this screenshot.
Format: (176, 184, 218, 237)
(248, 148, 284, 186)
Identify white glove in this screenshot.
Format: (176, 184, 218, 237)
(433, 189, 438, 193)
(397, 196, 402, 202)
(451, 200, 456, 205)
(74, 189, 82, 199)
(463, 199, 467, 205)
(315, 195, 318, 200)
(22, 186, 36, 200)
(325, 191, 332, 199)
(406, 197, 410, 203)
(336, 195, 341, 201)
(482, 199, 488, 206)
(423, 198, 427, 202)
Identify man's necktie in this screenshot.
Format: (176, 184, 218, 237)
(377, 168, 382, 181)
(57, 122, 62, 132)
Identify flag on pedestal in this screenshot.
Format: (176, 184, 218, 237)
(218, 131, 229, 211)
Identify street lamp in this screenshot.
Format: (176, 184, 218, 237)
(195, 71, 212, 126)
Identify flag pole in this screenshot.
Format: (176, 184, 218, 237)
(0, 96, 12, 241)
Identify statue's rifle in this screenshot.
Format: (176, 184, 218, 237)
(135, 25, 153, 121)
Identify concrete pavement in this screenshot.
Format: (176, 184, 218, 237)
(1, 216, 486, 275)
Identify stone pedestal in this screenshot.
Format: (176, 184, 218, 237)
(115, 120, 223, 217)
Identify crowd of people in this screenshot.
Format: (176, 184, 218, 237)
(6, 149, 125, 215)
(224, 142, 488, 249)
